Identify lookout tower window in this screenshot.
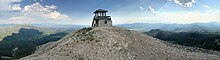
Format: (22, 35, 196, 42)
(105, 21, 107, 24)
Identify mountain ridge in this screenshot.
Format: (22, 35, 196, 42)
(21, 27, 220, 60)
(117, 22, 220, 32)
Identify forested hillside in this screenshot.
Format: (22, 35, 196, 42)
(145, 29, 220, 51)
(0, 28, 67, 59)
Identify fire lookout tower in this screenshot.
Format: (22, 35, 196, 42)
(92, 9, 112, 27)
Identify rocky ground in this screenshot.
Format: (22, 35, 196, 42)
(20, 27, 220, 60)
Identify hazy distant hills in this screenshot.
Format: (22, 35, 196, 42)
(0, 24, 15, 26)
(0, 26, 21, 40)
(31, 23, 88, 29)
(117, 22, 220, 33)
(0, 24, 87, 41)
(2, 22, 219, 34)
(0, 25, 55, 41)
(0, 24, 88, 31)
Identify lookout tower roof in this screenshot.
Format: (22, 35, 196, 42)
(94, 9, 108, 13)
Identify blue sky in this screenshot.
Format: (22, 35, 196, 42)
(0, 0, 220, 25)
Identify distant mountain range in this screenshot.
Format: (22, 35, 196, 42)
(117, 22, 220, 33)
(0, 24, 88, 29)
(144, 29, 220, 52)
(1, 22, 220, 33)
(0, 24, 87, 41)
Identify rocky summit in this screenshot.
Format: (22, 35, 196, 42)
(21, 27, 220, 60)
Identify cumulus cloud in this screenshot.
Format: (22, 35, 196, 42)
(0, 0, 22, 20)
(0, 0, 22, 11)
(19, 2, 72, 23)
(45, 5, 57, 10)
(173, 0, 196, 7)
(12, 4, 22, 11)
(23, 2, 54, 13)
(0, 2, 82, 24)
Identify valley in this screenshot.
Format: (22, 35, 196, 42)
(0, 24, 85, 59)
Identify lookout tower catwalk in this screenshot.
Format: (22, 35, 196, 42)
(92, 9, 112, 27)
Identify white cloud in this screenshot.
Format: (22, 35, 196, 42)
(23, 2, 52, 13)
(46, 11, 70, 20)
(0, 0, 22, 19)
(173, 0, 196, 7)
(20, 2, 73, 23)
(139, 6, 157, 15)
(0, 2, 83, 24)
(203, 5, 210, 9)
(159, 7, 163, 11)
(148, 6, 155, 13)
(21, 2, 71, 21)
(0, 0, 22, 11)
(12, 0, 22, 2)
(12, 4, 22, 11)
(134, 0, 220, 24)
(139, 6, 144, 11)
(46, 5, 57, 10)
(167, 0, 172, 1)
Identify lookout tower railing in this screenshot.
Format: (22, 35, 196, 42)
(94, 16, 111, 20)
